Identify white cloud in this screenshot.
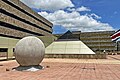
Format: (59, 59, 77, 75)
(67, 6, 91, 12)
(67, 8, 76, 12)
(20, 0, 74, 11)
(20, 0, 114, 32)
(89, 13, 101, 19)
(76, 6, 91, 12)
(38, 10, 114, 32)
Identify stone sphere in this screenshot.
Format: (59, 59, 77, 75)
(14, 36, 45, 66)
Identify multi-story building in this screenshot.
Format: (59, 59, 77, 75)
(0, 0, 53, 59)
(0, 0, 53, 38)
(54, 31, 117, 53)
(80, 31, 116, 52)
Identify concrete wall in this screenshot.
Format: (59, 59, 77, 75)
(0, 0, 52, 33)
(0, 36, 19, 59)
(10, 0, 53, 27)
(0, 0, 53, 38)
(45, 54, 106, 59)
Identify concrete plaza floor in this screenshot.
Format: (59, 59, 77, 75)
(0, 55, 120, 80)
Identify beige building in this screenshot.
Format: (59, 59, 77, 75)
(0, 0, 54, 60)
(54, 31, 116, 53)
(80, 31, 116, 52)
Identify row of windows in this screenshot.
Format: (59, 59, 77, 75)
(80, 36, 111, 39)
(2, 0, 52, 29)
(80, 31, 114, 36)
(82, 40, 112, 42)
(0, 33, 21, 39)
(0, 21, 43, 37)
(0, 9, 52, 34)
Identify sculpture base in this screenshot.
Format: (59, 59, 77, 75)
(12, 65, 43, 71)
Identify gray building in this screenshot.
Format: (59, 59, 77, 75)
(0, 0, 53, 59)
(80, 31, 116, 52)
(0, 0, 53, 38)
(54, 31, 116, 53)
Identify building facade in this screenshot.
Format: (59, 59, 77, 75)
(0, 0, 53, 59)
(0, 0, 53, 38)
(80, 31, 116, 52)
(54, 31, 116, 53)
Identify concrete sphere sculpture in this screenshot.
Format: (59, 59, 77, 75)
(14, 36, 45, 66)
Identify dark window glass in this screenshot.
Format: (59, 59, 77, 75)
(0, 48, 8, 52)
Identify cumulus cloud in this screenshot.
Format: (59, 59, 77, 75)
(20, 0, 74, 11)
(20, 0, 114, 32)
(67, 6, 91, 12)
(76, 6, 91, 12)
(67, 8, 76, 12)
(38, 10, 114, 32)
(88, 13, 101, 19)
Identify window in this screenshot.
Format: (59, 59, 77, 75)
(0, 48, 8, 52)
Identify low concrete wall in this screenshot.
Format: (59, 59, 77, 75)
(45, 54, 106, 59)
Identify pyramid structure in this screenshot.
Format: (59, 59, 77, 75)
(57, 30, 80, 41)
(46, 31, 95, 55)
(45, 41, 95, 54)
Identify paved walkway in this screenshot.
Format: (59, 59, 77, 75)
(0, 55, 120, 80)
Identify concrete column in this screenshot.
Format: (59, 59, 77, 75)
(7, 48, 14, 60)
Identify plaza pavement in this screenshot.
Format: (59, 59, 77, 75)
(0, 55, 120, 80)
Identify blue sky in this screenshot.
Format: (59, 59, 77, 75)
(20, 0, 120, 34)
(72, 0, 120, 29)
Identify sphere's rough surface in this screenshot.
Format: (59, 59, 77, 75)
(14, 36, 45, 66)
